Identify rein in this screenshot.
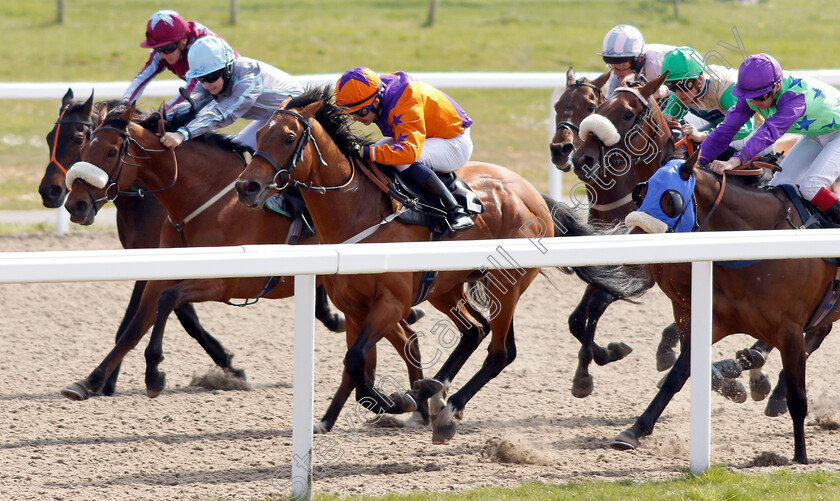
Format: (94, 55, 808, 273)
(693, 162, 765, 232)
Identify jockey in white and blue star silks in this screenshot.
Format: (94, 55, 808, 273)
(334, 67, 475, 231)
(702, 53, 840, 220)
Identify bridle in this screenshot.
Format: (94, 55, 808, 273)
(49, 105, 94, 175)
(72, 119, 178, 212)
(555, 80, 604, 135)
(252, 109, 354, 194)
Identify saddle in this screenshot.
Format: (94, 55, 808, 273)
(263, 185, 316, 244)
(382, 167, 484, 238)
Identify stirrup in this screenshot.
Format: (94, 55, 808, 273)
(448, 211, 474, 231)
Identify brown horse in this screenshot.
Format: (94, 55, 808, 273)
(39, 89, 269, 397)
(234, 87, 647, 444)
(619, 150, 839, 464)
(61, 105, 424, 433)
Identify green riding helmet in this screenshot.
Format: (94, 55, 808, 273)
(662, 46, 706, 82)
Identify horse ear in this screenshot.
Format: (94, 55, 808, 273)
(93, 103, 108, 127)
(81, 91, 94, 117)
(592, 69, 611, 88)
(641, 71, 668, 100)
(302, 100, 323, 119)
(680, 148, 700, 181)
(61, 88, 74, 108)
(120, 102, 135, 122)
(566, 66, 575, 86)
(280, 95, 292, 110)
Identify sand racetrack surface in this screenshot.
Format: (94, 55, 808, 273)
(2, 230, 840, 500)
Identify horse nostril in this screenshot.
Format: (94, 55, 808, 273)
(560, 144, 574, 156)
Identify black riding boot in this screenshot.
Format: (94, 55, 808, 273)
(420, 172, 475, 232)
(822, 199, 840, 225)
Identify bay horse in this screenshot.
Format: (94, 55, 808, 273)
(564, 73, 718, 399)
(619, 150, 840, 463)
(61, 105, 418, 423)
(39, 89, 269, 397)
(234, 86, 648, 444)
(549, 67, 609, 172)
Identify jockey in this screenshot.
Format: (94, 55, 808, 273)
(598, 24, 675, 99)
(160, 36, 303, 150)
(703, 53, 840, 220)
(660, 46, 759, 157)
(122, 10, 237, 110)
(334, 67, 475, 232)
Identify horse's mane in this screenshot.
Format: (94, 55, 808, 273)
(99, 105, 252, 156)
(286, 86, 375, 156)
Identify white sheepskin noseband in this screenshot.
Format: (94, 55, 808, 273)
(578, 114, 621, 147)
(66, 161, 109, 190)
(625, 210, 668, 234)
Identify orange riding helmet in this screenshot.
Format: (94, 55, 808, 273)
(335, 67, 382, 113)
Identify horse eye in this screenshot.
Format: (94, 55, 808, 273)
(587, 103, 596, 112)
(107, 148, 118, 158)
(74, 137, 84, 146)
(285, 133, 295, 144)
(624, 110, 635, 120)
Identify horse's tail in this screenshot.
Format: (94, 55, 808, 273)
(539, 193, 649, 301)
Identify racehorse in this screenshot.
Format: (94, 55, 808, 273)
(619, 150, 840, 464)
(39, 89, 268, 397)
(563, 73, 727, 399)
(59, 105, 418, 434)
(234, 86, 648, 444)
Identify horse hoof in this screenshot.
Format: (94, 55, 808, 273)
(607, 342, 633, 361)
(610, 430, 639, 451)
(412, 378, 444, 398)
(226, 367, 248, 381)
(313, 421, 330, 434)
(405, 410, 429, 428)
(146, 373, 167, 399)
(406, 306, 426, 325)
(389, 391, 418, 413)
(571, 374, 594, 398)
(61, 381, 91, 401)
(101, 382, 116, 397)
(749, 370, 771, 401)
(765, 398, 788, 417)
(716, 377, 747, 404)
(713, 359, 743, 379)
(656, 349, 677, 372)
(736, 348, 766, 370)
(432, 421, 457, 445)
(656, 373, 667, 389)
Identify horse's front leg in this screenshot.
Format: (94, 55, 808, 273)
(611, 323, 691, 451)
(344, 299, 407, 415)
(102, 279, 148, 396)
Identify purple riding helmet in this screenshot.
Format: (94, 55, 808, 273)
(731, 53, 783, 99)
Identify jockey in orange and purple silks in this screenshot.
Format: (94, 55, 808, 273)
(335, 67, 475, 231)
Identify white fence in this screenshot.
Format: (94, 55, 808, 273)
(3, 228, 840, 498)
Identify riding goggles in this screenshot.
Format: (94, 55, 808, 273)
(197, 69, 225, 84)
(155, 41, 180, 55)
(665, 79, 699, 92)
(751, 90, 775, 103)
(351, 103, 376, 118)
(606, 61, 633, 71)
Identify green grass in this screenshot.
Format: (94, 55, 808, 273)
(229, 466, 840, 500)
(4, 0, 840, 209)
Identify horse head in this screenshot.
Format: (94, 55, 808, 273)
(64, 103, 149, 225)
(549, 67, 609, 171)
(39, 89, 98, 208)
(626, 149, 701, 234)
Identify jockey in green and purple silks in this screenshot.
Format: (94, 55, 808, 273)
(702, 53, 840, 221)
(335, 67, 475, 231)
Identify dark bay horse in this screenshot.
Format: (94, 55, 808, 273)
(39, 89, 259, 397)
(620, 150, 839, 463)
(234, 87, 648, 444)
(563, 73, 708, 399)
(59, 106, 390, 423)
